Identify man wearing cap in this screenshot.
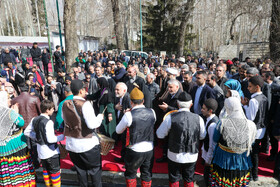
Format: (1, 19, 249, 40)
(62, 79, 103, 187)
(30, 42, 43, 73)
(177, 57, 186, 68)
(116, 87, 156, 187)
(157, 92, 206, 187)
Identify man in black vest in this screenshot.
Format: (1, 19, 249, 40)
(241, 75, 268, 181)
(156, 92, 206, 187)
(201, 98, 219, 186)
(116, 87, 156, 187)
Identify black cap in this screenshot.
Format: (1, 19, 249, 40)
(178, 92, 192, 102)
(70, 79, 84, 95)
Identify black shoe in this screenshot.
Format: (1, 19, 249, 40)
(114, 157, 124, 163)
(267, 155, 276, 161)
(156, 156, 168, 163)
(70, 166, 76, 171)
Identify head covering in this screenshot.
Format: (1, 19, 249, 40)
(178, 92, 192, 102)
(226, 60, 233, 65)
(166, 68, 178, 75)
(178, 57, 185, 63)
(219, 97, 256, 156)
(96, 77, 114, 105)
(97, 77, 109, 91)
(224, 79, 244, 98)
(0, 91, 20, 146)
(130, 87, 144, 100)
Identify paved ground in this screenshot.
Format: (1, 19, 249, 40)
(35, 168, 280, 187)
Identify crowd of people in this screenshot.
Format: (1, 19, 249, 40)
(0, 42, 280, 187)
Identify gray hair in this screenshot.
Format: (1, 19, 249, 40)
(147, 73, 155, 80)
(184, 71, 193, 77)
(247, 67, 259, 75)
(65, 85, 72, 93)
(177, 100, 192, 109)
(162, 65, 168, 71)
(181, 64, 189, 71)
(189, 63, 197, 69)
(167, 79, 179, 86)
(116, 82, 128, 92)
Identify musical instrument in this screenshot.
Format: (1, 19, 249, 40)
(163, 110, 178, 120)
(98, 133, 115, 155)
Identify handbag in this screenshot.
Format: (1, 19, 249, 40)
(58, 141, 68, 159)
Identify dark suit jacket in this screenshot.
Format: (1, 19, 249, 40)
(182, 81, 197, 94)
(115, 92, 131, 123)
(191, 84, 216, 113)
(164, 89, 183, 112)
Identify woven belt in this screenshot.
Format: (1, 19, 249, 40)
(218, 143, 235, 153)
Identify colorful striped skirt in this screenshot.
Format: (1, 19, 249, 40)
(209, 164, 250, 187)
(0, 148, 36, 187)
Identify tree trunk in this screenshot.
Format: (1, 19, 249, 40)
(177, 0, 195, 57)
(111, 0, 125, 52)
(269, 0, 280, 63)
(63, 0, 78, 72)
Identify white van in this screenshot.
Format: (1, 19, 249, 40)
(121, 50, 148, 59)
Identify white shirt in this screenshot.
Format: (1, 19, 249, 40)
(201, 114, 217, 164)
(116, 105, 156, 152)
(63, 96, 103, 153)
(243, 92, 266, 139)
(117, 96, 124, 118)
(156, 108, 206, 163)
(24, 114, 64, 160)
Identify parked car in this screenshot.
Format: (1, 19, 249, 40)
(121, 50, 148, 59)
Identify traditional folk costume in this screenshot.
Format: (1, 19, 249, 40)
(0, 91, 36, 187)
(62, 79, 103, 187)
(210, 97, 257, 186)
(243, 91, 268, 180)
(25, 114, 64, 187)
(116, 87, 156, 187)
(201, 114, 219, 186)
(156, 92, 206, 187)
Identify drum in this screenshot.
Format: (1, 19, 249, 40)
(163, 110, 178, 120)
(98, 133, 115, 155)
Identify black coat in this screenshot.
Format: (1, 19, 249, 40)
(182, 81, 197, 95)
(115, 92, 131, 123)
(163, 89, 183, 112)
(125, 76, 152, 108)
(30, 47, 42, 61)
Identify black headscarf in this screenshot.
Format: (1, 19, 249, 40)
(97, 77, 114, 105)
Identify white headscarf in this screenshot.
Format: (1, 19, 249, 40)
(219, 97, 257, 156)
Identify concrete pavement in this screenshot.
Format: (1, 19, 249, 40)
(35, 168, 280, 186)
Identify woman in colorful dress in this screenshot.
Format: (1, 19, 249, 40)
(209, 97, 257, 186)
(0, 90, 36, 186)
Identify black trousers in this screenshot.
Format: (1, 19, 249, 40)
(168, 159, 196, 183)
(204, 165, 210, 186)
(251, 139, 261, 178)
(69, 145, 102, 187)
(43, 63, 49, 76)
(261, 122, 279, 156)
(41, 154, 60, 174)
(124, 148, 154, 181)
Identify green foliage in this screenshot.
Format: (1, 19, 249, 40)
(142, 0, 195, 55)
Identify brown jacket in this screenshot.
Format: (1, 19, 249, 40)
(11, 92, 41, 129)
(63, 99, 93, 139)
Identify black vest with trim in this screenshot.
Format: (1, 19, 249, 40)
(203, 115, 219, 152)
(253, 94, 268, 129)
(32, 115, 58, 151)
(168, 111, 200, 154)
(129, 108, 155, 145)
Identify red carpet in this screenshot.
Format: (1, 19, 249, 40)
(59, 138, 276, 177)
